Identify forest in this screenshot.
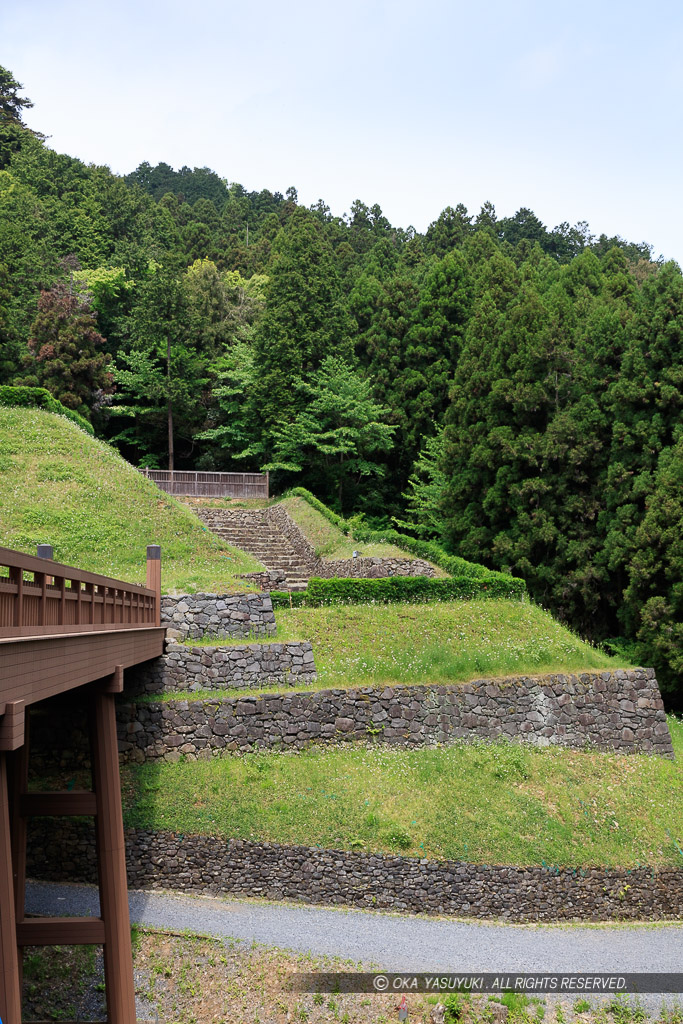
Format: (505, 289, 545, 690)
(1, 65, 681, 706)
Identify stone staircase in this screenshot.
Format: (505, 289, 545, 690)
(192, 507, 315, 591)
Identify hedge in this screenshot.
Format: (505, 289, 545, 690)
(270, 574, 525, 608)
(0, 386, 94, 435)
(285, 486, 517, 584)
(286, 486, 347, 531)
(351, 525, 491, 579)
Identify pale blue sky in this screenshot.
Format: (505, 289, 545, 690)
(2, 0, 682, 260)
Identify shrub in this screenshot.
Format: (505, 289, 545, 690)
(286, 486, 513, 582)
(0, 386, 94, 435)
(270, 574, 525, 607)
(270, 590, 309, 609)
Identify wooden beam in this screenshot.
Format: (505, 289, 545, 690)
(101, 663, 125, 695)
(20, 790, 97, 817)
(0, 627, 165, 709)
(0, 752, 22, 1024)
(91, 688, 137, 1022)
(9, 718, 29, 991)
(0, 698, 25, 751)
(17, 917, 105, 945)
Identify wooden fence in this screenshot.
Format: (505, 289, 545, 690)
(142, 468, 269, 499)
(0, 546, 160, 638)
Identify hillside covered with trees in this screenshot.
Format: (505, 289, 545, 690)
(1, 64, 681, 705)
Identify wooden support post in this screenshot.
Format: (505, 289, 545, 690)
(90, 687, 136, 1023)
(146, 546, 161, 627)
(9, 711, 29, 993)
(0, 751, 22, 1024)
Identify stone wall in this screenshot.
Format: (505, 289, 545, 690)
(161, 592, 276, 640)
(319, 556, 436, 578)
(239, 570, 290, 590)
(26, 822, 683, 922)
(197, 504, 437, 584)
(117, 669, 673, 763)
(128, 640, 316, 696)
(266, 506, 436, 578)
(265, 504, 319, 567)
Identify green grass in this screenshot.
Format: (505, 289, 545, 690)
(122, 716, 683, 868)
(270, 599, 623, 687)
(279, 494, 438, 563)
(0, 407, 264, 592)
(166, 598, 625, 700)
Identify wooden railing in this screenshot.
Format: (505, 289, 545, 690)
(0, 545, 161, 639)
(142, 468, 269, 499)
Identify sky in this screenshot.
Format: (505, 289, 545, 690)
(2, 0, 682, 261)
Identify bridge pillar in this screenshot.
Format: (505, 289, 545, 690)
(0, 751, 22, 1024)
(90, 681, 137, 1023)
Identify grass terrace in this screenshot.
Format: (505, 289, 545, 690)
(179, 599, 624, 692)
(122, 717, 683, 868)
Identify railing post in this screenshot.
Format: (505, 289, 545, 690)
(266, 470, 270, 500)
(146, 546, 161, 627)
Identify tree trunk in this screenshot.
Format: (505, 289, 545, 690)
(167, 336, 174, 471)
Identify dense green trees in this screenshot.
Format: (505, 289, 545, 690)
(1, 60, 683, 702)
(265, 356, 395, 511)
(20, 275, 112, 416)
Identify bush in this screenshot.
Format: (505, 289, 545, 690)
(270, 574, 525, 608)
(270, 590, 309, 609)
(0, 386, 94, 435)
(444, 993, 471, 1022)
(287, 486, 506, 581)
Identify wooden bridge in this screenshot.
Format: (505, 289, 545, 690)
(0, 544, 165, 1023)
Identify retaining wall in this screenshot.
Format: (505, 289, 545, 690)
(319, 556, 436, 578)
(117, 669, 673, 763)
(26, 822, 683, 922)
(128, 640, 316, 696)
(198, 504, 436, 584)
(161, 592, 276, 640)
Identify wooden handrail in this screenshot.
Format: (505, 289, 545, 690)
(0, 547, 156, 592)
(0, 546, 161, 638)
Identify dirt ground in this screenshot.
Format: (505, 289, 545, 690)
(21, 928, 683, 1024)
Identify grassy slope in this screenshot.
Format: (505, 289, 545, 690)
(177, 598, 624, 693)
(122, 717, 683, 869)
(273, 599, 621, 686)
(279, 494, 445, 565)
(0, 407, 264, 592)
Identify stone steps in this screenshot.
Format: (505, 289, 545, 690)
(193, 507, 315, 590)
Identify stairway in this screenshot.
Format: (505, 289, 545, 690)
(192, 507, 314, 591)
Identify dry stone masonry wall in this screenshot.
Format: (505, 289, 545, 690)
(161, 592, 276, 640)
(318, 556, 436, 578)
(26, 822, 683, 922)
(128, 640, 316, 695)
(194, 503, 437, 588)
(117, 669, 673, 763)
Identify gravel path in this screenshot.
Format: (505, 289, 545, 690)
(26, 880, 683, 974)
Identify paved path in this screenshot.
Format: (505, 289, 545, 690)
(26, 881, 683, 977)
